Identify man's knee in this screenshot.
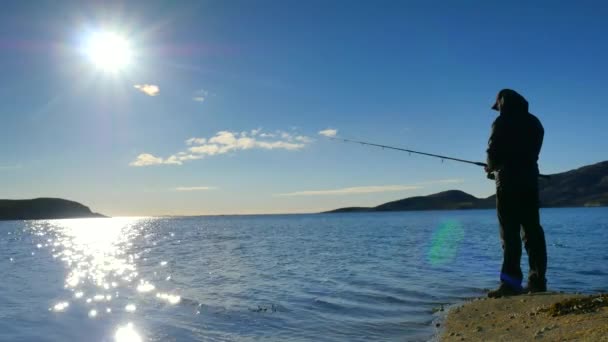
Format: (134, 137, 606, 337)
(522, 224, 545, 246)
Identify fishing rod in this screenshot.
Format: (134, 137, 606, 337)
(331, 137, 551, 179)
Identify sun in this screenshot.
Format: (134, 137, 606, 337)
(84, 31, 132, 72)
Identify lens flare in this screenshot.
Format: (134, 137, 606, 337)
(427, 219, 465, 266)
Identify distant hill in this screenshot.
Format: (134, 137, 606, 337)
(0, 198, 105, 221)
(325, 160, 608, 213)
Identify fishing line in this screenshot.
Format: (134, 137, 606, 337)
(331, 137, 550, 179)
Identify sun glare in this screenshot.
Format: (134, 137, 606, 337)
(84, 31, 132, 72)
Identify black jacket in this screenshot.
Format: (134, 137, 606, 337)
(486, 101, 544, 188)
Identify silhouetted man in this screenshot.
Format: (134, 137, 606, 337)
(485, 89, 548, 298)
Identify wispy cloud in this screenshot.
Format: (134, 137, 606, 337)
(129, 154, 164, 166)
(174, 186, 217, 191)
(318, 128, 338, 137)
(185, 137, 206, 145)
(0, 164, 22, 170)
(275, 179, 465, 197)
(134, 84, 160, 96)
(192, 89, 209, 102)
(420, 179, 465, 185)
(130, 129, 313, 167)
(276, 185, 421, 197)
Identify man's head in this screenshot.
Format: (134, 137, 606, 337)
(491, 89, 528, 114)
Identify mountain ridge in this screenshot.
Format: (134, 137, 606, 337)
(325, 160, 608, 213)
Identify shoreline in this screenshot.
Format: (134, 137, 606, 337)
(438, 292, 608, 341)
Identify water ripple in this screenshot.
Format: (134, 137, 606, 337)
(0, 208, 606, 341)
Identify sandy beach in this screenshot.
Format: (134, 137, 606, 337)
(440, 293, 608, 341)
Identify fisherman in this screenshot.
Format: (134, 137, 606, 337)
(485, 89, 548, 298)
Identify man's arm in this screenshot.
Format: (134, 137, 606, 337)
(486, 116, 505, 172)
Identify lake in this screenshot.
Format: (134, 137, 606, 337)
(1, 208, 607, 341)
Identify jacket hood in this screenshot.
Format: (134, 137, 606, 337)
(492, 89, 529, 114)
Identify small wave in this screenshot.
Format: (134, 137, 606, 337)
(340, 290, 416, 306)
(313, 298, 345, 311)
(576, 269, 607, 276)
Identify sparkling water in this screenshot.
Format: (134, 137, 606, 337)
(1, 208, 606, 341)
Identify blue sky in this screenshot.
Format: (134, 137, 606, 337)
(1, 1, 607, 215)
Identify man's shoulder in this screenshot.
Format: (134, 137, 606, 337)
(527, 112, 544, 128)
(492, 114, 506, 125)
(527, 112, 541, 121)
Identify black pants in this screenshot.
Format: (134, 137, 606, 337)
(496, 186, 547, 289)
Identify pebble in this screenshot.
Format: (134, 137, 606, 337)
(450, 332, 456, 336)
(475, 326, 483, 332)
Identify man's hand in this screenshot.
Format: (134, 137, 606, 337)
(484, 165, 496, 180)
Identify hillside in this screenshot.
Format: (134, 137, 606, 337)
(0, 198, 105, 221)
(326, 161, 608, 213)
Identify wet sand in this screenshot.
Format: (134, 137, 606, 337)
(440, 293, 608, 341)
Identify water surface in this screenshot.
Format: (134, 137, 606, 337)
(1, 208, 606, 341)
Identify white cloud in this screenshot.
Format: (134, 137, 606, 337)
(163, 155, 183, 165)
(274, 179, 466, 197)
(209, 131, 238, 146)
(133, 84, 160, 96)
(186, 137, 207, 145)
(174, 186, 217, 191)
(255, 141, 304, 150)
(318, 129, 338, 137)
(192, 89, 209, 102)
(188, 144, 221, 155)
(175, 153, 204, 162)
(295, 135, 314, 143)
(130, 129, 312, 167)
(276, 185, 421, 196)
(130, 154, 165, 166)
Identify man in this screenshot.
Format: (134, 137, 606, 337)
(485, 89, 548, 298)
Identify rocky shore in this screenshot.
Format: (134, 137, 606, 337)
(440, 293, 608, 341)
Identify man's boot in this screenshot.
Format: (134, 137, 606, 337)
(488, 283, 523, 298)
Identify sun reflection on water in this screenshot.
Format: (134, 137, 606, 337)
(26, 217, 186, 341)
(115, 323, 142, 342)
(50, 218, 142, 290)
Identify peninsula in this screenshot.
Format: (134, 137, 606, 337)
(0, 198, 105, 221)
